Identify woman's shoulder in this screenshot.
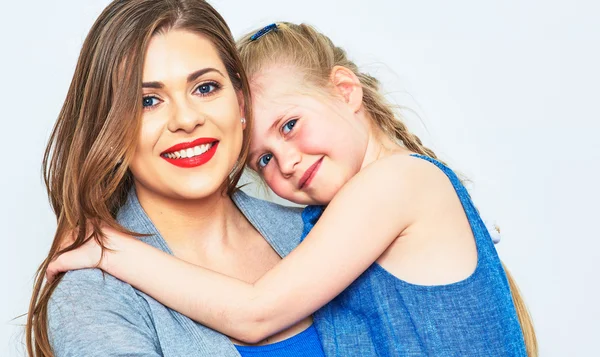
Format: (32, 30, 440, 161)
(232, 189, 303, 215)
(48, 269, 161, 356)
(232, 190, 304, 257)
(48, 269, 153, 327)
(50, 268, 144, 307)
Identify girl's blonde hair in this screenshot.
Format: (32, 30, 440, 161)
(237, 22, 537, 356)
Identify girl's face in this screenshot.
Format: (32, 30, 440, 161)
(248, 65, 369, 205)
(129, 29, 245, 202)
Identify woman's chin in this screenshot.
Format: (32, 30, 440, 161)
(167, 182, 225, 201)
(134, 177, 226, 203)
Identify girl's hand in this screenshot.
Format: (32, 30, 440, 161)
(46, 224, 123, 283)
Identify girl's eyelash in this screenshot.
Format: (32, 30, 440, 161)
(281, 118, 298, 135)
(256, 153, 273, 171)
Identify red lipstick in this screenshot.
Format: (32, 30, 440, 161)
(161, 137, 219, 168)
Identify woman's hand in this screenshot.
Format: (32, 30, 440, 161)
(45, 224, 125, 283)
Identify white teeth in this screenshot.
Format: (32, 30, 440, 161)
(165, 143, 214, 160)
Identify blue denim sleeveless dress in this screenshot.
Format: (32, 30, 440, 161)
(301, 154, 527, 356)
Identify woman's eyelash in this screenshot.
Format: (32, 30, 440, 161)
(194, 81, 222, 96)
(142, 95, 162, 110)
(141, 81, 222, 110)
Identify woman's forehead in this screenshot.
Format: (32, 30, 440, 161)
(142, 29, 225, 82)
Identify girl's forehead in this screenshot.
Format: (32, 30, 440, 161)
(251, 65, 304, 96)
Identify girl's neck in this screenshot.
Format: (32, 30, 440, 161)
(361, 126, 411, 170)
(134, 182, 244, 251)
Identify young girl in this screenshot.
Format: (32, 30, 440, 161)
(48, 22, 535, 356)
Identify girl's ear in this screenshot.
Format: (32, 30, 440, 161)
(330, 65, 363, 113)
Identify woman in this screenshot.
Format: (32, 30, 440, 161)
(45, 20, 533, 357)
(26, 1, 323, 356)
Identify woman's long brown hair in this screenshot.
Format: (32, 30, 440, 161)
(26, 1, 253, 355)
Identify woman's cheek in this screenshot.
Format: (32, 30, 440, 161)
(138, 114, 166, 152)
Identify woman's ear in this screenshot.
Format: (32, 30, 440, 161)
(236, 89, 246, 128)
(235, 72, 246, 114)
(330, 65, 363, 113)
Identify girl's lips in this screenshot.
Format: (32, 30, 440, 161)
(299, 157, 323, 189)
(161, 141, 219, 168)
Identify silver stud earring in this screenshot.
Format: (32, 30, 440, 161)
(240, 117, 246, 126)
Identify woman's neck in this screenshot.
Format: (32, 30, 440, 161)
(133, 182, 245, 254)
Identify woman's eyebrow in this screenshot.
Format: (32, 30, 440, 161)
(142, 67, 225, 89)
(186, 67, 224, 83)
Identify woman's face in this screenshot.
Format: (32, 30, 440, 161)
(129, 29, 245, 201)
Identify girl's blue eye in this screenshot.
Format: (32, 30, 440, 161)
(142, 96, 160, 108)
(196, 82, 218, 95)
(282, 119, 297, 135)
(257, 153, 273, 169)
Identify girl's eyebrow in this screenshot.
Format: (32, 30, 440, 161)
(248, 116, 286, 162)
(248, 146, 265, 165)
(248, 106, 296, 162)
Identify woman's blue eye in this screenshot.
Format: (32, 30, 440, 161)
(258, 153, 273, 169)
(196, 82, 218, 95)
(282, 119, 297, 135)
(142, 96, 159, 108)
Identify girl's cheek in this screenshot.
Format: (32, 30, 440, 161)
(271, 178, 287, 194)
(295, 126, 322, 153)
(262, 172, 279, 191)
(266, 176, 292, 199)
(299, 119, 339, 153)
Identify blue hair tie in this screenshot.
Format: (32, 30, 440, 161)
(250, 23, 278, 41)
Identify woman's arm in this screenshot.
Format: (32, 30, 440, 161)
(49, 155, 426, 343)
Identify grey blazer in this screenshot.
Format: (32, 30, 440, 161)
(48, 189, 304, 356)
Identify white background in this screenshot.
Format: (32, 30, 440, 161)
(1, 0, 598, 355)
